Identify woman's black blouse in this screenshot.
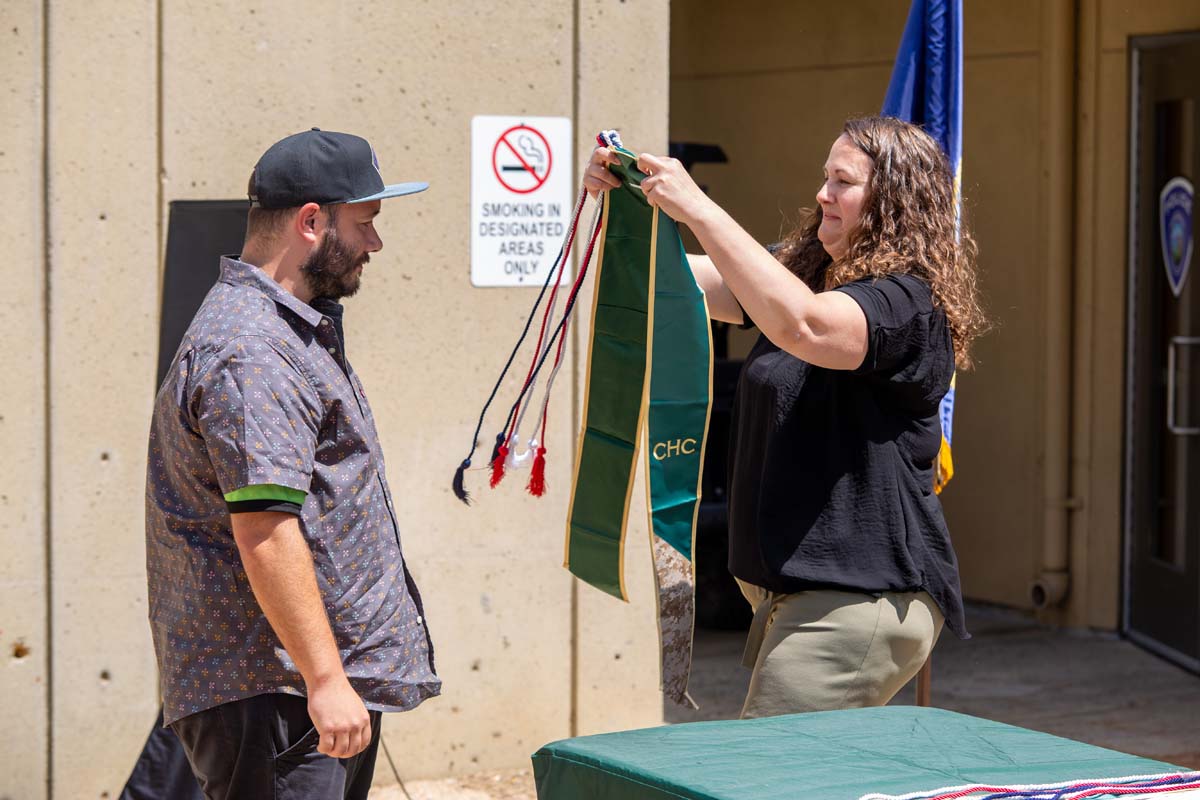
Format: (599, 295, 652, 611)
(727, 273, 968, 638)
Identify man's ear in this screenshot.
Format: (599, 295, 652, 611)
(295, 202, 323, 244)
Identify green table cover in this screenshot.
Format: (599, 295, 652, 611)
(532, 706, 1181, 800)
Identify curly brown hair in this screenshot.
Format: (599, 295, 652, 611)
(776, 115, 987, 369)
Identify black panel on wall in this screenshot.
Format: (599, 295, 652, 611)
(156, 200, 249, 388)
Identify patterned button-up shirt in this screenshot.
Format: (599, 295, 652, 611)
(146, 257, 440, 726)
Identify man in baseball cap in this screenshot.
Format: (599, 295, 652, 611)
(249, 127, 429, 208)
(145, 129, 440, 800)
(240, 127, 428, 302)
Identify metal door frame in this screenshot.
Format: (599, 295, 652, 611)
(1122, 31, 1200, 673)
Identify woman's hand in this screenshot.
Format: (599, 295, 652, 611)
(583, 146, 622, 198)
(637, 153, 717, 227)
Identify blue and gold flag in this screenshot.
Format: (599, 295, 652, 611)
(882, 0, 963, 493)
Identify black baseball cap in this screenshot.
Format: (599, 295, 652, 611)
(248, 128, 428, 209)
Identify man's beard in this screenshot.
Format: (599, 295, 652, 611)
(300, 227, 369, 301)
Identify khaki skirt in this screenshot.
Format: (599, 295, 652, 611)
(737, 580, 944, 719)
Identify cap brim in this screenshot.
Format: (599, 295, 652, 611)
(347, 182, 429, 203)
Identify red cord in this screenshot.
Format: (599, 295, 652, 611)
(523, 214, 604, 497)
(507, 193, 586, 441)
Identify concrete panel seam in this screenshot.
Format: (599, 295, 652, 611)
(569, 0, 582, 742)
(41, 0, 53, 795)
(156, 0, 165, 306)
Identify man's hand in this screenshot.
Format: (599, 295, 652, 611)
(307, 675, 373, 758)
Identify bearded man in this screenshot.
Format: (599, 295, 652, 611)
(144, 129, 440, 800)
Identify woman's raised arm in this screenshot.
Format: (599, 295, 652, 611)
(637, 153, 868, 370)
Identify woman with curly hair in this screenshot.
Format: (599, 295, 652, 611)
(583, 115, 986, 717)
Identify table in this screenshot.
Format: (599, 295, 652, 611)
(532, 706, 1186, 799)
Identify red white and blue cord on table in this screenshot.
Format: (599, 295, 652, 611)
(858, 771, 1200, 800)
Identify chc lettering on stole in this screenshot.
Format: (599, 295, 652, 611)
(652, 438, 698, 461)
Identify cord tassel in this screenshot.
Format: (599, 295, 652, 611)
(490, 444, 509, 488)
(452, 459, 471, 505)
(527, 446, 548, 497)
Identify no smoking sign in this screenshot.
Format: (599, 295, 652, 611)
(472, 115, 572, 287)
(492, 124, 552, 194)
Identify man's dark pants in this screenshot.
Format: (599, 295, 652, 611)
(170, 692, 382, 800)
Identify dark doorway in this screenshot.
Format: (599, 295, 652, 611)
(156, 200, 249, 386)
(1125, 32, 1200, 672)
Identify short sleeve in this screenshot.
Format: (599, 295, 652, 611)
(189, 336, 323, 505)
(835, 274, 953, 412)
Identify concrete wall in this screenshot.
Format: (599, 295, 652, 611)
(4, 2, 670, 797)
(45, 3, 164, 797)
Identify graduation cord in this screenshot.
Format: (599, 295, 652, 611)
(508, 200, 600, 447)
(858, 771, 1200, 800)
(486, 195, 605, 490)
(490, 197, 604, 481)
(520, 197, 599, 495)
(501, 198, 605, 493)
(488, 191, 586, 488)
(525, 320, 570, 496)
(598, 128, 624, 150)
(488, 131, 621, 490)
(451, 186, 589, 504)
(989, 777, 1200, 800)
(993, 775, 1200, 800)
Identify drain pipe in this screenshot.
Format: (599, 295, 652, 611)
(1030, 0, 1078, 610)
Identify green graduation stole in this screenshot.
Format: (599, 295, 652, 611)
(566, 144, 713, 706)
